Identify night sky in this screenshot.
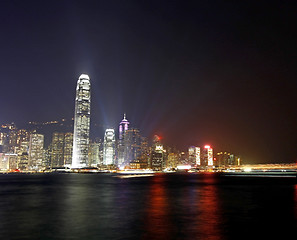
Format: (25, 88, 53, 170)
(1, 0, 296, 164)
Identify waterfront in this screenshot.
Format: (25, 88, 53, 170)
(0, 173, 296, 240)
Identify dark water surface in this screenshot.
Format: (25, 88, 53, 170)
(0, 173, 296, 240)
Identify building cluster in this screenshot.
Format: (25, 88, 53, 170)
(0, 120, 240, 172)
(0, 123, 75, 171)
(0, 74, 240, 172)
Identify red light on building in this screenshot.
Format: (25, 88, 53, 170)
(153, 135, 161, 142)
(204, 145, 211, 149)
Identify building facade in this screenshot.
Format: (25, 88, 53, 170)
(188, 146, 201, 166)
(89, 141, 101, 167)
(103, 129, 115, 165)
(201, 145, 213, 167)
(151, 135, 164, 171)
(124, 128, 141, 167)
(72, 74, 91, 168)
(51, 132, 65, 168)
(117, 114, 129, 167)
(64, 132, 73, 167)
(28, 133, 44, 170)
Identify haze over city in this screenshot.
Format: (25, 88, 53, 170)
(1, 0, 296, 164)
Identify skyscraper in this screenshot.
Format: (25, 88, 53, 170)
(124, 128, 141, 166)
(188, 146, 200, 166)
(17, 141, 29, 170)
(51, 132, 65, 168)
(89, 141, 101, 167)
(103, 129, 115, 165)
(28, 133, 44, 170)
(119, 114, 129, 141)
(117, 114, 129, 167)
(63, 132, 73, 167)
(151, 135, 164, 171)
(72, 74, 91, 168)
(201, 145, 213, 166)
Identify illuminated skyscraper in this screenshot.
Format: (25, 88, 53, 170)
(103, 129, 115, 165)
(16, 129, 30, 146)
(188, 146, 200, 166)
(167, 153, 178, 169)
(216, 152, 240, 167)
(1, 153, 18, 171)
(89, 141, 101, 167)
(118, 114, 129, 167)
(119, 114, 129, 140)
(151, 135, 164, 171)
(72, 74, 91, 168)
(28, 133, 44, 170)
(202, 145, 213, 166)
(63, 133, 73, 167)
(51, 132, 64, 168)
(124, 128, 141, 167)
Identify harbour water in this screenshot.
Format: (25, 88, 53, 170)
(0, 173, 296, 239)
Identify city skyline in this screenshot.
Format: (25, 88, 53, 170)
(0, 1, 296, 164)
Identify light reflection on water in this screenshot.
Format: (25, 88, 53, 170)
(142, 174, 172, 240)
(0, 173, 296, 239)
(295, 184, 297, 220)
(195, 175, 222, 240)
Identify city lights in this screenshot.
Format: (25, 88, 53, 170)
(0, 74, 295, 174)
(72, 74, 91, 169)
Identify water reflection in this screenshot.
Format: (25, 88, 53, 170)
(295, 184, 297, 219)
(0, 173, 296, 240)
(142, 174, 172, 240)
(141, 173, 223, 240)
(195, 173, 222, 240)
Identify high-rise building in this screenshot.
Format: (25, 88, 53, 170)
(18, 152, 29, 171)
(103, 129, 115, 165)
(167, 153, 179, 169)
(188, 146, 195, 165)
(16, 129, 30, 146)
(0, 153, 18, 170)
(89, 141, 100, 167)
(216, 152, 240, 167)
(17, 141, 29, 170)
(64, 133, 73, 167)
(151, 135, 164, 171)
(43, 147, 51, 168)
(138, 137, 150, 169)
(119, 113, 129, 141)
(28, 133, 44, 170)
(188, 146, 200, 166)
(124, 128, 141, 166)
(51, 132, 65, 167)
(72, 74, 91, 168)
(118, 114, 129, 167)
(0, 131, 7, 152)
(201, 145, 213, 166)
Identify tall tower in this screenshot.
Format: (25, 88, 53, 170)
(103, 129, 115, 165)
(72, 74, 91, 168)
(119, 113, 129, 141)
(117, 114, 129, 167)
